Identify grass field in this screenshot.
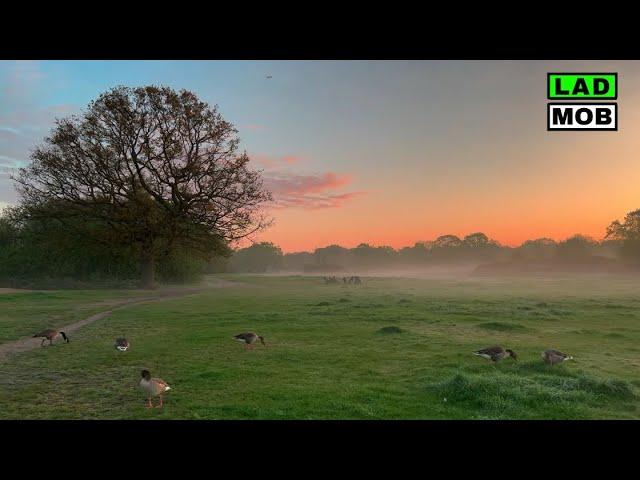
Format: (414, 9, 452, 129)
(0, 289, 148, 344)
(1, 274, 640, 419)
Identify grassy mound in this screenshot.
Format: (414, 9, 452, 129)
(377, 326, 404, 334)
(426, 368, 636, 419)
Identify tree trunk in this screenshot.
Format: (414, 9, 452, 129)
(140, 254, 156, 289)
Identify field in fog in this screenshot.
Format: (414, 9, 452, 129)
(1, 274, 639, 419)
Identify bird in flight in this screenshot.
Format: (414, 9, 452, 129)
(265, 75, 272, 79)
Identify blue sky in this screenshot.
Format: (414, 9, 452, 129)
(2, 60, 639, 251)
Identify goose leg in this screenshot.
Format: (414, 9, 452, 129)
(41, 338, 46, 347)
(156, 395, 163, 408)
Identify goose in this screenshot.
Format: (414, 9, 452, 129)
(33, 329, 69, 347)
(233, 332, 266, 350)
(542, 349, 573, 366)
(139, 370, 171, 408)
(473, 346, 517, 363)
(115, 337, 130, 351)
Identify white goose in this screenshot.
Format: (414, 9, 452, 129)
(542, 349, 573, 366)
(139, 370, 171, 408)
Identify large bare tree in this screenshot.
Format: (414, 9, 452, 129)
(14, 86, 272, 288)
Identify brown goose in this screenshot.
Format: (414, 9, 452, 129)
(115, 337, 130, 351)
(542, 349, 573, 366)
(473, 346, 517, 363)
(138, 370, 171, 408)
(33, 329, 69, 347)
(233, 332, 266, 350)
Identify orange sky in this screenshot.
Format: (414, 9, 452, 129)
(2, 61, 639, 253)
(248, 62, 640, 252)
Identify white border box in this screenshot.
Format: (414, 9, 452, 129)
(547, 103, 617, 131)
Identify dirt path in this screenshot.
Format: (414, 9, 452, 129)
(0, 278, 242, 361)
(0, 288, 34, 295)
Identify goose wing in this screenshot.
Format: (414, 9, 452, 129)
(544, 349, 568, 360)
(34, 328, 56, 338)
(546, 349, 567, 358)
(152, 378, 171, 392)
(234, 332, 256, 341)
(475, 346, 504, 356)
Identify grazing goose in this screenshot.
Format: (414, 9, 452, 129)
(33, 329, 69, 347)
(473, 346, 517, 363)
(233, 332, 266, 350)
(115, 337, 130, 351)
(139, 370, 171, 408)
(542, 349, 573, 366)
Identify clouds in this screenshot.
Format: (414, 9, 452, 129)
(254, 154, 366, 210)
(265, 171, 351, 195)
(0, 62, 78, 204)
(1, 61, 46, 107)
(267, 188, 367, 209)
(0, 104, 78, 203)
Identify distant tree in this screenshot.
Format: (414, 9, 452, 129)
(231, 242, 283, 273)
(13, 85, 271, 288)
(520, 237, 557, 248)
(515, 237, 558, 261)
(282, 251, 314, 271)
(433, 235, 463, 249)
(463, 232, 490, 248)
(416, 240, 434, 250)
(606, 208, 640, 265)
(556, 234, 596, 261)
(314, 244, 349, 267)
(398, 242, 430, 265)
(607, 209, 640, 241)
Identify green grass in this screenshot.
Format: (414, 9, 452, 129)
(0, 289, 147, 343)
(1, 274, 640, 419)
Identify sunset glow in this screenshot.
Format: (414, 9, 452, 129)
(2, 60, 640, 252)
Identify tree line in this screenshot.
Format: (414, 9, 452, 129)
(212, 217, 640, 274)
(2, 85, 640, 286)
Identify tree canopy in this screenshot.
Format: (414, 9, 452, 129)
(13, 85, 271, 288)
(607, 208, 640, 264)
